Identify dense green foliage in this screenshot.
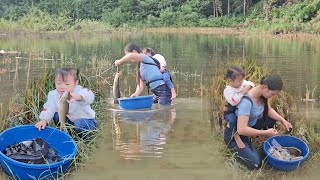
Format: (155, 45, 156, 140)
(0, 0, 319, 33)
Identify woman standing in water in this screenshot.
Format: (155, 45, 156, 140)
(114, 43, 172, 105)
(224, 74, 292, 169)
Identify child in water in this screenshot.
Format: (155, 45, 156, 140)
(35, 67, 96, 139)
(223, 66, 255, 148)
(142, 48, 177, 100)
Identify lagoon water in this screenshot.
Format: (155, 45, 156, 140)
(0, 32, 320, 179)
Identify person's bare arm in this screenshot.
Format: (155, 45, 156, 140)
(131, 79, 144, 97)
(237, 115, 278, 137)
(267, 105, 292, 131)
(115, 53, 145, 65)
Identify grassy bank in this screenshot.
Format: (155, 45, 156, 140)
(207, 58, 320, 179)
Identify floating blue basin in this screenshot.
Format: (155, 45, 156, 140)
(118, 95, 153, 110)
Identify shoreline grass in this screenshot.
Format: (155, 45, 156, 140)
(0, 27, 319, 40)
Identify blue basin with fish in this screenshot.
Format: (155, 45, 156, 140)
(118, 95, 153, 110)
(0, 125, 77, 180)
(263, 135, 309, 171)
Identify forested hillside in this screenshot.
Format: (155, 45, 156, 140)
(0, 0, 319, 33)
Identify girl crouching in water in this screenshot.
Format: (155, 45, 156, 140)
(35, 68, 97, 139)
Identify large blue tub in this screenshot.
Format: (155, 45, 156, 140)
(0, 125, 77, 180)
(118, 95, 153, 110)
(263, 135, 309, 171)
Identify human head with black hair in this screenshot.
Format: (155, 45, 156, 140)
(124, 43, 141, 54)
(54, 67, 79, 95)
(260, 74, 283, 98)
(225, 66, 245, 88)
(142, 47, 155, 56)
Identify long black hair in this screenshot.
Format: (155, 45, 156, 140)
(124, 43, 141, 53)
(260, 74, 283, 120)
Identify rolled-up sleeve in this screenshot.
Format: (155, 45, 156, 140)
(78, 87, 95, 105)
(39, 91, 57, 122)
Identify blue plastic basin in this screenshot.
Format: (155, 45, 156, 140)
(0, 125, 77, 180)
(263, 135, 309, 171)
(118, 95, 153, 110)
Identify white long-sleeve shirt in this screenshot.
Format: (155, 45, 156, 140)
(39, 85, 95, 122)
(223, 80, 255, 106)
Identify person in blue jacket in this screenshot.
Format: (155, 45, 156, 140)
(114, 43, 172, 105)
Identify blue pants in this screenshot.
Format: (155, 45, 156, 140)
(53, 112, 97, 138)
(224, 113, 276, 170)
(151, 84, 172, 105)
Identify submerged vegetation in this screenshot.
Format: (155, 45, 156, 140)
(207, 58, 320, 179)
(0, 0, 319, 34)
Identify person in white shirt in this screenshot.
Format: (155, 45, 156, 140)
(223, 66, 255, 149)
(35, 67, 96, 139)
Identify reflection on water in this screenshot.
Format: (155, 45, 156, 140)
(112, 106, 176, 160)
(72, 98, 233, 180)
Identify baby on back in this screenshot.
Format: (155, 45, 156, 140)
(142, 48, 177, 100)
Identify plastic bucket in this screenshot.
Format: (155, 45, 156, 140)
(0, 125, 77, 179)
(263, 135, 309, 171)
(118, 95, 153, 110)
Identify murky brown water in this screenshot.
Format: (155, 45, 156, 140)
(72, 98, 235, 180)
(0, 33, 320, 179)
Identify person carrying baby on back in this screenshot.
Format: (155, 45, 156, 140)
(223, 66, 255, 148)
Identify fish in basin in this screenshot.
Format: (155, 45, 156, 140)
(269, 146, 303, 161)
(3, 138, 60, 164)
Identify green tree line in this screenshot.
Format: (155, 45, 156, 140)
(0, 0, 319, 33)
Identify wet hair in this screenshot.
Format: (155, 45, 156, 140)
(260, 74, 283, 91)
(225, 66, 245, 80)
(54, 67, 79, 82)
(260, 74, 283, 122)
(124, 43, 141, 53)
(142, 48, 155, 56)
